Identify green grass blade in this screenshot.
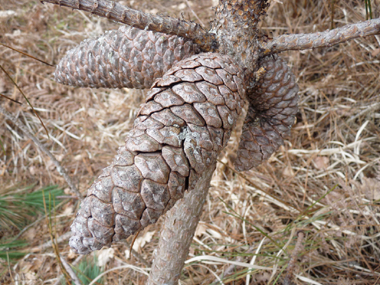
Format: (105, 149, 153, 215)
(365, 0, 373, 19)
(0, 185, 64, 230)
(72, 255, 105, 285)
(0, 239, 28, 261)
(368, 0, 373, 19)
(219, 198, 285, 254)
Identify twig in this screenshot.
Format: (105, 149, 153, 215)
(283, 231, 305, 285)
(185, 0, 205, 27)
(60, 256, 83, 285)
(40, 0, 216, 51)
(330, 0, 335, 30)
(128, 229, 141, 262)
(56, 195, 79, 200)
(53, 255, 84, 285)
(0, 64, 49, 137)
(13, 215, 45, 241)
(267, 18, 380, 53)
(13, 198, 72, 241)
(121, 239, 151, 267)
(42, 191, 72, 284)
(0, 105, 82, 200)
(0, 93, 21, 104)
(0, 42, 53, 66)
(210, 245, 256, 285)
(29, 231, 73, 253)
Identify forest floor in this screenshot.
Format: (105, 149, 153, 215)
(1, 0, 380, 284)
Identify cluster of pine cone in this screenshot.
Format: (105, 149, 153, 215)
(55, 26, 298, 254)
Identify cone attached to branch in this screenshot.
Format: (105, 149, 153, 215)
(235, 55, 299, 171)
(55, 26, 199, 89)
(69, 52, 246, 254)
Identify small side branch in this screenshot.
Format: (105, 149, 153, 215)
(267, 18, 380, 53)
(0, 105, 82, 200)
(40, 0, 216, 51)
(283, 231, 305, 285)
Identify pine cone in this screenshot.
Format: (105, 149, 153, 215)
(234, 56, 299, 171)
(55, 26, 199, 89)
(69, 53, 245, 254)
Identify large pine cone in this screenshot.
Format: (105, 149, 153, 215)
(55, 26, 199, 89)
(69, 53, 245, 254)
(234, 56, 299, 171)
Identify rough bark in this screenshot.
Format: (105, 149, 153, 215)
(213, 0, 270, 73)
(147, 164, 216, 285)
(43, 0, 380, 54)
(41, 0, 216, 51)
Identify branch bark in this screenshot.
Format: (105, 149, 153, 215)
(40, 0, 216, 51)
(213, 0, 270, 73)
(267, 18, 380, 53)
(148, 164, 216, 285)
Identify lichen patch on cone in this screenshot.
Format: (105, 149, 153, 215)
(69, 53, 245, 254)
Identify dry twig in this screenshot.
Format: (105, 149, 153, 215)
(53, 255, 84, 285)
(267, 18, 380, 52)
(60, 256, 83, 285)
(283, 231, 305, 285)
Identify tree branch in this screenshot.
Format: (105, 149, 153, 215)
(148, 164, 216, 285)
(40, 0, 216, 51)
(0, 105, 82, 200)
(213, 0, 270, 73)
(267, 18, 380, 53)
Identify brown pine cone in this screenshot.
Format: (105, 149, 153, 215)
(55, 26, 199, 89)
(234, 56, 299, 171)
(69, 53, 245, 254)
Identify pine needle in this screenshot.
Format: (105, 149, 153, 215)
(42, 189, 72, 284)
(0, 43, 53, 66)
(365, 0, 373, 20)
(73, 256, 105, 285)
(0, 93, 21, 104)
(0, 185, 64, 230)
(0, 239, 28, 261)
(0, 64, 49, 137)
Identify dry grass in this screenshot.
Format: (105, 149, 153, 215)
(1, 0, 380, 284)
